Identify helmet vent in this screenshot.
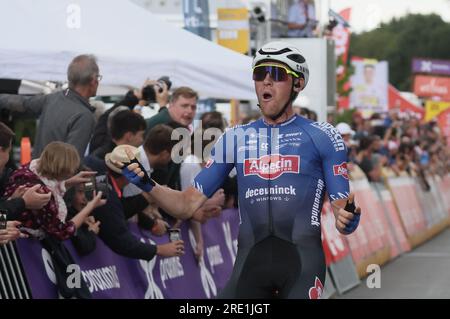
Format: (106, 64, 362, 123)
(258, 48, 292, 55)
(287, 54, 305, 63)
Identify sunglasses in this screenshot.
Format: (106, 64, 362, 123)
(252, 63, 299, 82)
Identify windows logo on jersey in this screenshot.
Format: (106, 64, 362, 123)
(244, 154, 300, 180)
(333, 162, 348, 180)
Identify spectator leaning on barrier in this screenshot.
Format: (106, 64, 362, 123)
(178, 112, 227, 261)
(3, 142, 105, 240)
(3, 142, 105, 299)
(89, 109, 146, 162)
(64, 176, 101, 256)
(0, 55, 100, 158)
(122, 124, 178, 234)
(145, 87, 199, 222)
(0, 122, 51, 225)
(92, 145, 184, 261)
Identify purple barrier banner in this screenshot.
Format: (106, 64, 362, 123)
(15, 208, 240, 299)
(412, 58, 450, 76)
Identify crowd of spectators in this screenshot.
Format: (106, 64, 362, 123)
(0, 54, 448, 298)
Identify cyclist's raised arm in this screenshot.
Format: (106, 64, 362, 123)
(140, 184, 208, 220)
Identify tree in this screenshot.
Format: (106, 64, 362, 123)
(350, 14, 450, 91)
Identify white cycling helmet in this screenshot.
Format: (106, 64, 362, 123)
(253, 41, 309, 88)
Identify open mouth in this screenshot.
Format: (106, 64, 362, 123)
(263, 92, 273, 101)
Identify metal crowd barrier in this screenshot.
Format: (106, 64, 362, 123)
(0, 241, 30, 299)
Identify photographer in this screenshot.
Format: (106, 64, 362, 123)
(89, 78, 170, 154)
(134, 77, 171, 117)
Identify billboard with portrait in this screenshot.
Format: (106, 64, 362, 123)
(350, 58, 389, 117)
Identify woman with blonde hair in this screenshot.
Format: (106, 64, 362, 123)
(3, 141, 105, 240)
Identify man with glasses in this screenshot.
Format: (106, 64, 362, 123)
(0, 54, 100, 158)
(116, 41, 361, 299)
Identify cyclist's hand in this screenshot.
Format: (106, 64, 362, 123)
(333, 193, 361, 235)
(111, 147, 154, 192)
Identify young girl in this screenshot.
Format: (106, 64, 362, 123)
(3, 142, 105, 240)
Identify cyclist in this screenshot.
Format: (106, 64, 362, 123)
(116, 41, 361, 299)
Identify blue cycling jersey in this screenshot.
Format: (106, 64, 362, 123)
(194, 114, 350, 246)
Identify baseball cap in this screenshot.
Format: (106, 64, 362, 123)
(105, 144, 140, 174)
(336, 122, 355, 136)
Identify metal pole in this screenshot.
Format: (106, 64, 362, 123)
(0, 245, 16, 298)
(3, 242, 23, 298)
(8, 242, 30, 299)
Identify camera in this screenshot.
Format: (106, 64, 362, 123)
(168, 228, 181, 242)
(141, 76, 172, 104)
(0, 211, 7, 230)
(84, 175, 109, 201)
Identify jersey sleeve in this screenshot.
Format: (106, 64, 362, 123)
(310, 122, 350, 202)
(193, 129, 235, 198)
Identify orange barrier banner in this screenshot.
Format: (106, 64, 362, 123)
(346, 179, 391, 264)
(387, 177, 427, 237)
(321, 201, 352, 265)
(376, 186, 411, 257)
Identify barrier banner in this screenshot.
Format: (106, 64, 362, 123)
(387, 176, 427, 237)
(437, 174, 450, 214)
(346, 179, 390, 260)
(427, 176, 449, 220)
(321, 201, 360, 295)
(15, 209, 240, 299)
(321, 201, 351, 265)
(372, 183, 411, 258)
(415, 177, 448, 227)
(343, 180, 375, 264)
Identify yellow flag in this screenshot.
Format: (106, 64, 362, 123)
(425, 101, 450, 122)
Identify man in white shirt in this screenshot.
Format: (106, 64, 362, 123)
(287, 0, 317, 38)
(123, 124, 175, 197)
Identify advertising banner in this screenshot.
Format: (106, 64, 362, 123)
(345, 179, 390, 264)
(413, 75, 450, 100)
(412, 58, 450, 76)
(15, 209, 240, 299)
(182, 0, 211, 40)
(387, 177, 427, 237)
(321, 201, 351, 265)
(376, 186, 411, 256)
(350, 58, 389, 117)
(217, 8, 249, 54)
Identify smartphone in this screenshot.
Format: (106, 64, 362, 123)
(168, 228, 181, 242)
(0, 211, 7, 230)
(84, 177, 96, 201)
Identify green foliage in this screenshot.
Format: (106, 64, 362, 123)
(334, 108, 356, 125)
(336, 55, 354, 98)
(350, 14, 450, 91)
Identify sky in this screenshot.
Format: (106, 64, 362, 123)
(325, 0, 450, 33)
